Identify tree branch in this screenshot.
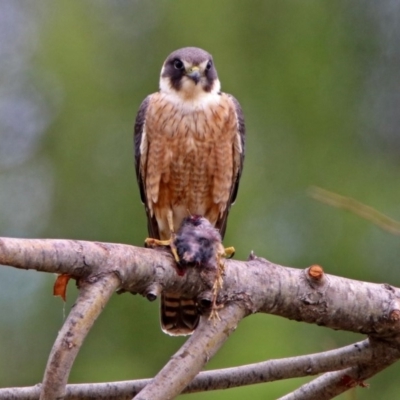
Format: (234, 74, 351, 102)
(308, 186, 400, 235)
(2, 237, 399, 336)
(279, 337, 400, 400)
(135, 303, 246, 399)
(1, 236, 400, 399)
(40, 273, 120, 400)
(1, 339, 395, 399)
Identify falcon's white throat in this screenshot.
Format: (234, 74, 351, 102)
(159, 69, 221, 113)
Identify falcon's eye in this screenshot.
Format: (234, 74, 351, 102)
(173, 59, 184, 70)
(206, 61, 212, 71)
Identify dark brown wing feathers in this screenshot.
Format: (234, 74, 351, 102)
(215, 94, 245, 239)
(134, 95, 160, 239)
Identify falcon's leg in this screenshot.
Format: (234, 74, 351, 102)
(144, 237, 180, 263)
(167, 211, 179, 262)
(169, 236, 179, 262)
(144, 211, 180, 263)
(145, 237, 172, 247)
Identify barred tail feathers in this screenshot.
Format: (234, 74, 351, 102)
(160, 292, 199, 336)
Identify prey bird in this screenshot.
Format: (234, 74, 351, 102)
(174, 215, 230, 321)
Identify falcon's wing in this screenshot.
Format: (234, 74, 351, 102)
(134, 95, 160, 239)
(215, 94, 246, 239)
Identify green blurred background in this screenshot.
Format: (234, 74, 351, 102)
(1, 1, 399, 398)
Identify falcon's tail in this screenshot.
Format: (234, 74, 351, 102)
(161, 292, 199, 336)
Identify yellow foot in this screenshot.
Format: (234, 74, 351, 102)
(144, 235, 180, 263)
(223, 246, 235, 258)
(144, 237, 171, 248)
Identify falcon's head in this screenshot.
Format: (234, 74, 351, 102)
(159, 47, 221, 99)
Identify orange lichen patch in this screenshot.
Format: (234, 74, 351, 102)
(308, 265, 324, 280)
(53, 274, 71, 301)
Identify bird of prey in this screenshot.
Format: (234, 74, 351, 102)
(134, 47, 245, 335)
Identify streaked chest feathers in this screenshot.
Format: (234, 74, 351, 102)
(141, 93, 239, 230)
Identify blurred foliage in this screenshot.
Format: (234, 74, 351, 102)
(0, 0, 399, 398)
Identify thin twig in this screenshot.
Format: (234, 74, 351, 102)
(278, 338, 400, 400)
(308, 186, 400, 235)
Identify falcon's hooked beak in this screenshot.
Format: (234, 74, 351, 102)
(186, 66, 201, 84)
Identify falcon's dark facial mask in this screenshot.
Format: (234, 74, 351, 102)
(160, 47, 219, 94)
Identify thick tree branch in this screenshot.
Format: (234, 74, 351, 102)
(1, 237, 400, 337)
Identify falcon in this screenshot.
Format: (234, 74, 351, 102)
(134, 47, 245, 335)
